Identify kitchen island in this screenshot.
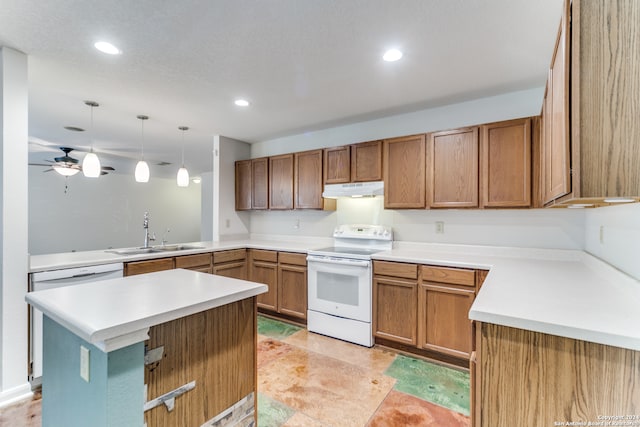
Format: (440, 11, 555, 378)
(25, 268, 267, 427)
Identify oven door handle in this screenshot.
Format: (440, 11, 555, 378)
(306, 256, 370, 268)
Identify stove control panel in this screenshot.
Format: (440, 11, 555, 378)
(333, 224, 393, 241)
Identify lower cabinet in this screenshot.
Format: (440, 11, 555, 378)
(124, 257, 175, 276)
(249, 249, 307, 321)
(175, 253, 212, 273)
(213, 249, 247, 279)
(373, 260, 481, 362)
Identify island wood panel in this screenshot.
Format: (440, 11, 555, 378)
(324, 145, 351, 184)
(573, 0, 640, 198)
(351, 140, 382, 182)
(251, 157, 269, 210)
(479, 323, 640, 427)
(235, 160, 252, 210)
(373, 276, 418, 345)
(124, 257, 175, 276)
(294, 149, 323, 209)
(269, 154, 294, 210)
(480, 118, 532, 207)
(277, 262, 307, 319)
(383, 135, 426, 209)
(144, 298, 256, 427)
(427, 127, 479, 208)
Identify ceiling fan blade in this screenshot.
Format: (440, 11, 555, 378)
(29, 163, 53, 167)
(101, 166, 115, 171)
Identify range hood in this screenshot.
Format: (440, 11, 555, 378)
(322, 181, 384, 198)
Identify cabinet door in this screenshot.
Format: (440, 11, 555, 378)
(252, 158, 269, 210)
(324, 146, 350, 184)
(427, 127, 479, 208)
(213, 261, 247, 280)
(278, 263, 307, 320)
(383, 135, 426, 208)
(480, 118, 532, 207)
(351, 140, 382, 182)
(418, 283, 475, 358)
(294, 149, 323, 209)
(269, 154, 294, 210)
(543, 10, 571, 204)
(235, 160, 252, 210)
(250, 259, 278, 311)
(124, 258, 174, 276)
(373, 276, 417, 345)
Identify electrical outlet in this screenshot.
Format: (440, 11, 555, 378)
(435, 221, 445, 234)
(80, 345, 90, 382)
(599, 225, 604, 244)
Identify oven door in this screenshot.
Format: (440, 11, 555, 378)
(307, 255, 372, 322)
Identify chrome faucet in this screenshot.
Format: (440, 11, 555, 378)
(143, 211, 156, 248)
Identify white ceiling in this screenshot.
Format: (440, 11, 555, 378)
(0, 0, 563, 178)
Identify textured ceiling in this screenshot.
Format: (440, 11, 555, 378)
(0, 0, 563, 178)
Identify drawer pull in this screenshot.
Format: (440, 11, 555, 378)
(144, 380, 196, 412)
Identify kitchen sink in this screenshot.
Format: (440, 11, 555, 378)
(106, 245, 205, 255)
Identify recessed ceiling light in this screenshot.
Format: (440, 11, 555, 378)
(234, 99, 250, 107)
(94, 41, 121, 55)
(383, 49, 403, 62)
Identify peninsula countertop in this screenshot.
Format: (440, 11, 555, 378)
(25, 268, 268, 351)
(28, 238, 640, 352)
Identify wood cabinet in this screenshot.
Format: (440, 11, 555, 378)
(427, 127, 479, 208)
(249, 249, 278, 311)
(277, 252, 307, 320)
(294, 149, 323, 209)
(324, 146, 350, 184)
(269, 154, 293, 210)
(235, 160, 252, 211)
(175, 253, 212, 274)
(418, 265, 476, 359)
(251, 157, 269, 210)
(351, 140, 382, 182)
(373, 261, 418, 345)
(480, 118, 532, 207)
(124, 257, 175, 276)
(249, 249, 307, 321)
(383, 134, 426, 208)
(213, 249, 247, 280)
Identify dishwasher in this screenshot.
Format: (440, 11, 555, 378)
(29, 262, 124, 384)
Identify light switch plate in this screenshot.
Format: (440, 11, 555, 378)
(80, 346, 90, 382)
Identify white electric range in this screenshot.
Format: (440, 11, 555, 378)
(306, 224, 393, 347)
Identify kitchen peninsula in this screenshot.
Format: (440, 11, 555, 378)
(25, 268, 267, 427)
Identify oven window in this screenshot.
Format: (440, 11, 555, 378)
(316, 271, 359, 306)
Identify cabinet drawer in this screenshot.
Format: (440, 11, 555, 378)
(278, 252, 306, 266)
(250, 249, 278, 263)
(373, 261, 418, 279)
(421, 265, 475, 287)
(175, 253, 212, 269)
(213, 249, 246, 264)
(125, 258, 174, 276)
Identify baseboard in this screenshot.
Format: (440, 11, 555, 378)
(0, 382, 33, 408)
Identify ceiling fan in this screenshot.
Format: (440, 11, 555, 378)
(29, 147, 115, 176)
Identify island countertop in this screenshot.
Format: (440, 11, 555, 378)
(25, 268, 267, 352)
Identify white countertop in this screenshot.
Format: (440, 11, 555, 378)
(28, 238, 640, 351)
(25, 268, 267, 352)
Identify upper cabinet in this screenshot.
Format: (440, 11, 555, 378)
(323, 146, 350, 184)
(251, 157, 269, 210)
(427, 127, 479, 208)
(235, 160, 252, 211)
(269, 154, 294, 210)
(351, 140, 382, 182)
(481, 118, 532, 208)
(384, 135, 426, 209)
(294, 149, 324, 209)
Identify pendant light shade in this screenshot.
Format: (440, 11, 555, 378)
(135, 115, 150, 182)
(82, 151, 101, 178)
(177, 126, 190, 187)
(83, 101, 101, 178)
(53, 165, 80, 177)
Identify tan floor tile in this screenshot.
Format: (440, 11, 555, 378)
(258, 347, 396, 427)
(282, 412, 329, 427)
(283, 330, 397, 375)
(257, 338, 295, 369)
(0, 392, 41, 427)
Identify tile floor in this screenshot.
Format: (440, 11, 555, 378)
(0, 316, 470, 427)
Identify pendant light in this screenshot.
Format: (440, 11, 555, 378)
(135, 115, 150, 182)
(82, 100, 101, 178)
(176, 126, 190, 187)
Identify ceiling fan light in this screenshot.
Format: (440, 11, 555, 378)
(53, 165, 80, 177)
(82, 151, 101, 178)
(177, 167, 190, 187)
(135, 160, 150, 183)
